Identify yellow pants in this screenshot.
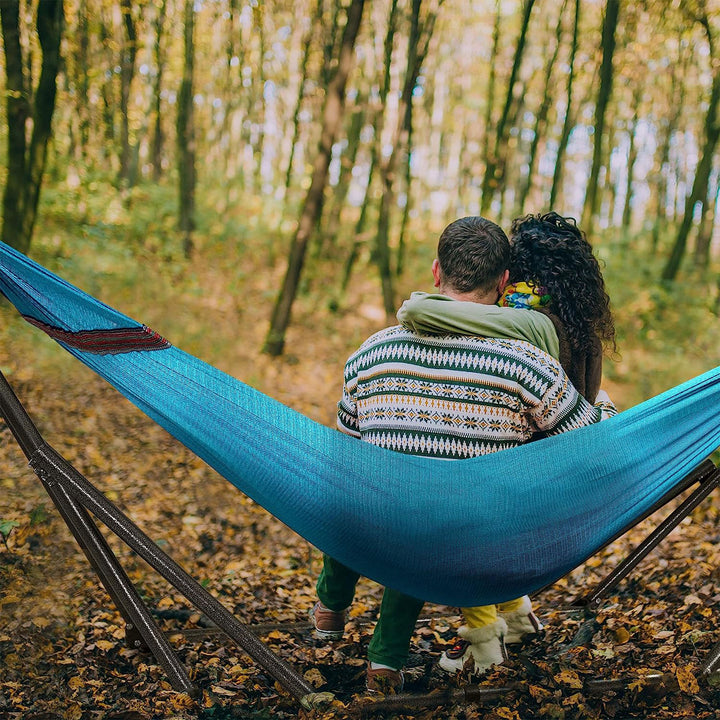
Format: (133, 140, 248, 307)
(461, 597, 525, 628)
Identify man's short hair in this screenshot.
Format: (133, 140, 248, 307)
(437, 216, 510, 294)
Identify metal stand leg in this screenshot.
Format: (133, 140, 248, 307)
(0, 370, 318, 706)
(572, 468, 720, 608)
(36, 468, 150, 651)
(29, 447, 316, 703)
(39, 472, 195, 694)
(701, 641, 720, 674)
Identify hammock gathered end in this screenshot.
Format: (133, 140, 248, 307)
(1, 240, 719, 607)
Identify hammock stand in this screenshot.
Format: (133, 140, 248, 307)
(2, 366, 720, 711)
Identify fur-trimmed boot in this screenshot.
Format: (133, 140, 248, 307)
(438, 618, 508, 675)
(499, 595, 544, 644)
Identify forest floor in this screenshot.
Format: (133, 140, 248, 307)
(2, 222, 720, 719)
(2, 339, 720, 720)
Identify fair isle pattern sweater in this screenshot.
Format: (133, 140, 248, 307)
(337, 326, 617, 458)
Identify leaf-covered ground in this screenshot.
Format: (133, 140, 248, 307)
(2, 354, 720, 720)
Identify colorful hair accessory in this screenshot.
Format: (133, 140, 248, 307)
(498, 281, 551, 309)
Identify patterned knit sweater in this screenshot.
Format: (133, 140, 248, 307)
(337, 326, 616, 459)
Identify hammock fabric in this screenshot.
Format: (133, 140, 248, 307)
(1, 240, 719, 608)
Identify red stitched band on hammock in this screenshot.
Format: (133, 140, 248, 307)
(23, 316, 171, 355)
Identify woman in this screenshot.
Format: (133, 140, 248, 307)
(397, 211, 616, 675)
(398, 211, 615, 402)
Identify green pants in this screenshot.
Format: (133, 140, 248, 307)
(316, 554, 425, 669)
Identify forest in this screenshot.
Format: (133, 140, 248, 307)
(1, 0, 720, 717)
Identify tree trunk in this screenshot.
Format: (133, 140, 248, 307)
(263, 0, 365, 356)
(581, 0, 619, 236)
(100, 11, 115, 148)
(76, 0, 89, 159)
(375, 0, 442, 317)
(621, 85, 642, 229)
(252, 2, 266, 193)
(284, 0, 323, 207)
(694, 168, 719, 270)
(480, 0, 536, 215)
(322, 92, 366, 248)
(498, 75, 530, 221)
(480, 1, 501, 212)
(651, 31, 688, 253)
(151, 0, 167, 181)
(517, 1, 566, 215)
(177, 0, 196, 257)
(118, 0, 137, 186)
(549, 0, 580, 209)
(337, 0, 399, 299)
(662, 16, 719, 281)
(396, 97, 414, 277)
(0, 0, 63, 255)
(0, 0, 28, 253)
(322, 0, 342, 87)
(662, 113, 720, 280)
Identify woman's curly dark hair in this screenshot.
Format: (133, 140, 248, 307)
(509, 212, 615, 355)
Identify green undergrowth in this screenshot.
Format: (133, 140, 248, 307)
(2, 176, 719, 414)
(596, 230, 720, 408)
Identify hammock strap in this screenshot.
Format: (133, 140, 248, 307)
(23, 315, 171, 354)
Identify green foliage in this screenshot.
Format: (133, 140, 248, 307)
(0, 519, 19, 538)
(0, 519, 19, 550)
(599, 228, 720, 408)
(4, 172, 720, 415)
(29, 504, 49, 526)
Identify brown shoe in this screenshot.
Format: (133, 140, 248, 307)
(366, 664, 404, 694)
(309, 601, 346, 640)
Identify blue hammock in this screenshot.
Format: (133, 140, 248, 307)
(1, 240, 719, 608)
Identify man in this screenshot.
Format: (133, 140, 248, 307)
(310, 216, 616, 693)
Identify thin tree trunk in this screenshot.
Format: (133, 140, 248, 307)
(581, 0, 619, 236)
(0, 0, 63, 254)
(177, 0, 196, 257)
(264, 0, 365, 356)
(151, 0, 167, 181)
(375, 0, 442, 317)
(480, 0, 536, 215)
(662, 111, 720, 280)
(252, 3, 266, 192)
(322, 92, 366, 248)
(375, 0, 423, 316)
(621, 85, 642, 229)
(604, 122, 619, 224)
(517, 2, 566, 215)
(221, 0, 249, 187)
(76, 0, 89, 159)
(118, 0, 137, 185)
(100, 11, 115, 148)
(498, 75, 530, 222)
(480, 1, 501, 212)
(651, 31, 687, 253)
(322, 0, 341, 87)
(339, 0, 399, 296)
(663, 15, 720, 281)
(396, 98, 414, 277)
(0, 0, 28, 253)
(456, 124, 473, 215)
(549, 0, 580, 209)
(284, 0, 323, 207)
(694, 167, 719, 269)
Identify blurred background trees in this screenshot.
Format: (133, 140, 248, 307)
(0, 0, 719, 374)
